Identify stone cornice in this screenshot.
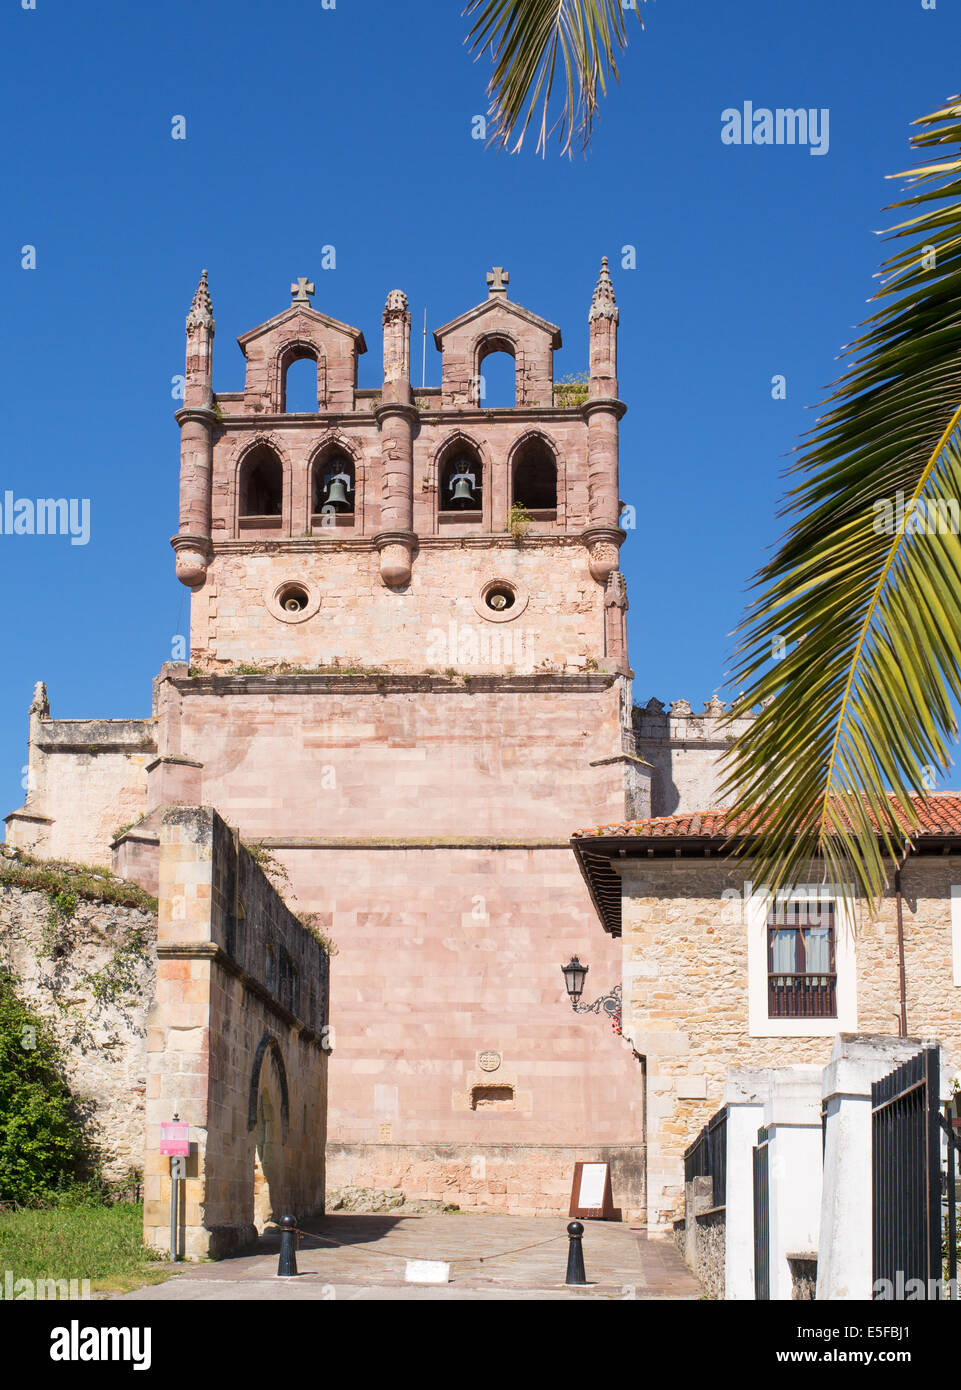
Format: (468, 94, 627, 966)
(582, 397, 627, 421)
(172, 671, 617, 697)
(210, 532, 590, 555)
(372, 402, 418, 426)
(174, 408, 218, 428)
(252, 836, 574, 850)
(211, 405, 589, 427)
(157, 942, 326, 1047)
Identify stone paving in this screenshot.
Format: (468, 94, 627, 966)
(119, 1213, 701, 1301)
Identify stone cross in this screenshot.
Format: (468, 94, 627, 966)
(486, 266, 509, 296)
(291, 277, 315, 304)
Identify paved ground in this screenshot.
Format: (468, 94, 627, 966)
(119, 1213, 701, 1301)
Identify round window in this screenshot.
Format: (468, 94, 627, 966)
(485, 586, 515, 612)
(279, 585, 309, 614)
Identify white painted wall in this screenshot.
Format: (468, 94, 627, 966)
(723, 1070, 768, 1300)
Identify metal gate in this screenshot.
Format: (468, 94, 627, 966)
(871, 1046, 941, 1298)
(753, 1125, 770, 1301)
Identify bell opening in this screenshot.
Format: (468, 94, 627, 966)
(486, 587, 515, 612)
(279, 585, 309, 614)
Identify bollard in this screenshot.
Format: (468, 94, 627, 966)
(277, 1214, 299, 1277)
(565, 1220, 586, 1286)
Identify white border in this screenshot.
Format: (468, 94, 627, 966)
(951, 886, 961, 987)
(746, 881, 858, 1037)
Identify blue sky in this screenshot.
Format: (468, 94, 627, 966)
(1, 0, 960, 822)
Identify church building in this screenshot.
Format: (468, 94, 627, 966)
(6, 264, 749, 1223)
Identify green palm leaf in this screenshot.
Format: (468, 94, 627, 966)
(720, 95, 961, 908)
(463, 0, 644, 156)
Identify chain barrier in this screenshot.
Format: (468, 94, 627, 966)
(288, 1225, 565, 1267)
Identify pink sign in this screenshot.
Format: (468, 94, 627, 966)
(160, 1122, 189, 1156)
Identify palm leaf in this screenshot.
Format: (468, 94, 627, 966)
(720, 95, 961, 908)
(463, 0, 644, 156)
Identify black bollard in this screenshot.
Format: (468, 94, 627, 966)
(277, 1214, 299, 1277)
(565, 1220, 586, 1286)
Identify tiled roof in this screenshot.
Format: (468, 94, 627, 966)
(572, 793, 961, 843)
(571, 794, 961, 937)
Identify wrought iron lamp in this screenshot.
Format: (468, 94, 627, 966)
(561, 956, 622, 1024)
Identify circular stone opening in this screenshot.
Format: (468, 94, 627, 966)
(279, 584, 309, 614)
(485, 586, 515, 612)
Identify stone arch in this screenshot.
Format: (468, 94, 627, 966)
(234, 435, 292, 532)
(508, 430, 560, 512)
(247, 1031, 290, 1141)
(434, 431, 487, 517)
(273, 338, 327, 412)
(472, 331, 523, 408)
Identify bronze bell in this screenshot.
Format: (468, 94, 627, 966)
(325, 475, 350, 510)
(449, 472, 475, 507)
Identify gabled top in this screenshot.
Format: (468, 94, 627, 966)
(433, 272, 561, 349)
(237, 303, 367, 356)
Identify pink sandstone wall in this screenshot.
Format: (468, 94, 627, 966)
(148, 670, 646, 1214)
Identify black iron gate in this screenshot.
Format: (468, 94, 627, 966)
(872, 1046, 941, 1299)
(753, 1125, 770, 1301)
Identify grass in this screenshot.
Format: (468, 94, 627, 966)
(0, 1201, 170, 1295)
(0, 846, 157, 915)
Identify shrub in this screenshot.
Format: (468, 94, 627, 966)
(0, 970, 97, 1205)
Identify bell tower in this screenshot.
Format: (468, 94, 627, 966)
(158, 264, 648, 1219)
(171, 263, 629, 677)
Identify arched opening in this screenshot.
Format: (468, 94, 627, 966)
(476, 337, 516, 408)
(252, 1090, 279, 1233)
(311, 449, 355, 520)
(439, 442, 483, 517)
(283, 355, 319, 413)
(239, 447, 284, 521)
(248, 1031, 290, 1232)
(512, 437, 557, 514)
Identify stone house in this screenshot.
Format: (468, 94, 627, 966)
(572, 797, 961, 1230)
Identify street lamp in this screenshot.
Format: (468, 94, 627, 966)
(561, 957, 622, 1025)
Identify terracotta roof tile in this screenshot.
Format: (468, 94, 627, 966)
(572, 793, 961, 843)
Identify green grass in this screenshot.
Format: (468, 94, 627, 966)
(0, 1201, 170, 1294)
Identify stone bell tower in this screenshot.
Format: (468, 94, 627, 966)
(151, 263, 651, 1216)
(170, 262, 629, 677)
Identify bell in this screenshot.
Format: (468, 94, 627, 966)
(450, 474, 475, 507)
(284, 597, 302, 613)
(325, 476, 350, 510)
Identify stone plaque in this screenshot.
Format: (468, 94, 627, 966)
(478, 1050, 501, 1072)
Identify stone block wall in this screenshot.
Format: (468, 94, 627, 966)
(190, 538, 609, 674)
(5, 715, 155, 866)
(0, 862, 156, 1183)
(143, 806, 329, 1259)
(618, 857, 961, 1230)
(325, 1142, 646, 1219)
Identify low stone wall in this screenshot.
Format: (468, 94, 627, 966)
(0, 856, 157, 1184)
(325, 1142, 646, 1219)
(674, 1177, 725, 1298)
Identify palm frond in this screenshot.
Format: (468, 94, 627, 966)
(463, 0, 644, 156)
(720, 95, 961, 908)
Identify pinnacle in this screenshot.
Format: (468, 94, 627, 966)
(186, 269, 215, 331)
(589, 257, 618, 322)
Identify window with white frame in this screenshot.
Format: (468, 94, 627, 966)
(767, 899, 837, 1019)
(747, 884, 857, 1037)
